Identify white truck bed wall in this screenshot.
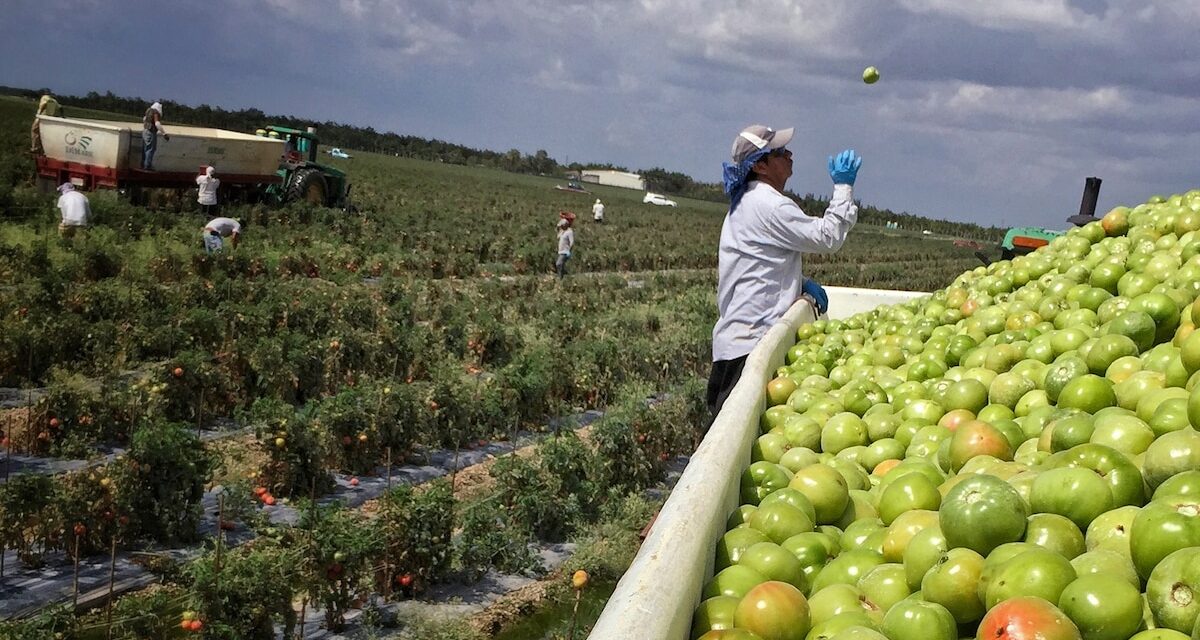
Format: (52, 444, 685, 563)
(588, 286, 929, 640)
(37, 116, 284, 177)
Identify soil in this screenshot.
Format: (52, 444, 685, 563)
(467, 580, 554, 636)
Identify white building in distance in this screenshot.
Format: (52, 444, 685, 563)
(580, 169, 646, 191)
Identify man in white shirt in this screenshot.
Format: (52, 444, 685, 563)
(56, 183, 90, 238)
(202, 216, 244, 254)
(592, 199, 605, 224)
(707, 124, 863, 418)
(196, 166, 220, 215)
(556, 216, 575, 279)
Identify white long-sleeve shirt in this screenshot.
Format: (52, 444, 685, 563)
(196, 174, 220, 205)
(711, 181, 857, 361)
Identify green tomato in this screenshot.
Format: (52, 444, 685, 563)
(1057, 574, 1144, 640)
(939, 474, 1029, 556)
(880, 599, 956, 640)
(1130, 494, 1200, 580)
(738, 542, 810, 593)
(1025, 512, 1086, 560)
(742, 461, 792, 505)
(1070, 548, 1140, 589)
(1044, 443, 1146, 508)
(984, 547, 1077, 609)
(1030, 467, 1114, 531)
(920, 547, 986, 624)
(734, 580, 812, 640)
(1146, 547, 1200, 634)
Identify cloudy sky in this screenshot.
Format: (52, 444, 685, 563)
(3, 0, 1198, 227)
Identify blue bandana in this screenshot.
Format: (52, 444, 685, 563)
(722, 148, 770, 214)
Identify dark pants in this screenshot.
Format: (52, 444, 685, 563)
(200, 203, 219, 216)
(555, 253, 570, 279)
(706, 354, 749, 419)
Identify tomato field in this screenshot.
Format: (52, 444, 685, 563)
(0, 92, 1012, 639)
(695, 194, 1200, 640)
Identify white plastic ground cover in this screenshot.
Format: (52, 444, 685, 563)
(588, 286, 929, 640)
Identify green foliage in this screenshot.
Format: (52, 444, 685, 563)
(120, 422, 214, 543)
(187, 539, 300, 640)
(377, 480, 456, 590)
(314, 386, 384, 475)
(0, 473, 56, 567)
(454, 498, 542, 581)
(297, 502, 384, 631)
(243, 397, 332, 497)
(53, 465, 131, 557)
(490, 430, 599, 541)
(104, 586, 186, 640)
(0, 604, 76, 640)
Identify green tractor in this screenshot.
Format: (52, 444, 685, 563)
(259, 125, 351, 210)
(977, 177, 1103, 264)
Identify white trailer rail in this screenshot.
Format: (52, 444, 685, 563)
(589, 286, 929, 640)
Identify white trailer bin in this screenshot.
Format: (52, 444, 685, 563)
(35, 115, 284, 188)
(589, 285, 929, 640)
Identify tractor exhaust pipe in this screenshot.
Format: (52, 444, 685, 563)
(1066, 177, 1102, 227)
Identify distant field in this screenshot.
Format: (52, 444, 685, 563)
(1, 94, 982, 290)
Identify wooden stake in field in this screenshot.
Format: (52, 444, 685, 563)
(196, 387, 205, 438)
(72, 531, 81, 607)
(105, 534, 117, 640)
(297, 596, 308, 640)
(386, 446, 392, 488)
(215, 495, 224, 593)
(567, 586, 584, 640)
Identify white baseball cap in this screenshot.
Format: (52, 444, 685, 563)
(731, 125, 794, 163)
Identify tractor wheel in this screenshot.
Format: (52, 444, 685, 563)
(287, 168, 327, 206)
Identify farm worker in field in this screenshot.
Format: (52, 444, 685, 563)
(556, 216, 575, 279)
(30, 93, 62, 154)
(592, 198, 605, 224)
(196, 166, 220, 215)
(706, 124, 862, 418)
(141, 101, 170, 170)
(202, 216, 244, 254)
(56, 183, 90, 238)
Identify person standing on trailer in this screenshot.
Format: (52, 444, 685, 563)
(142, 101, 170, 170)
(56, 183, 90, 238)
(196, 166, 220, 215)
(706, 124, 863, 419)
(30, 93, 62, 154)
(202, 216, 244, 254)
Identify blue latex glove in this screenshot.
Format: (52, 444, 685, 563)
(828, 149, 863, 186)
(803, 279, 829, 315)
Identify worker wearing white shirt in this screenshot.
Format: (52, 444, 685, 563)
(707, 124, 863, 418)
(592, 199, 605, 224)
(196, 166, 220, 215)
(56, 183, 90, 238)
(556, 217, 575, 278)
(202, 216, 244, 253)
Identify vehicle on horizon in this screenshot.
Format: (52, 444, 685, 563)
(328, 147, 352, 159)
(554, 179, 590, 194)
(643, 192, 677, 207)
